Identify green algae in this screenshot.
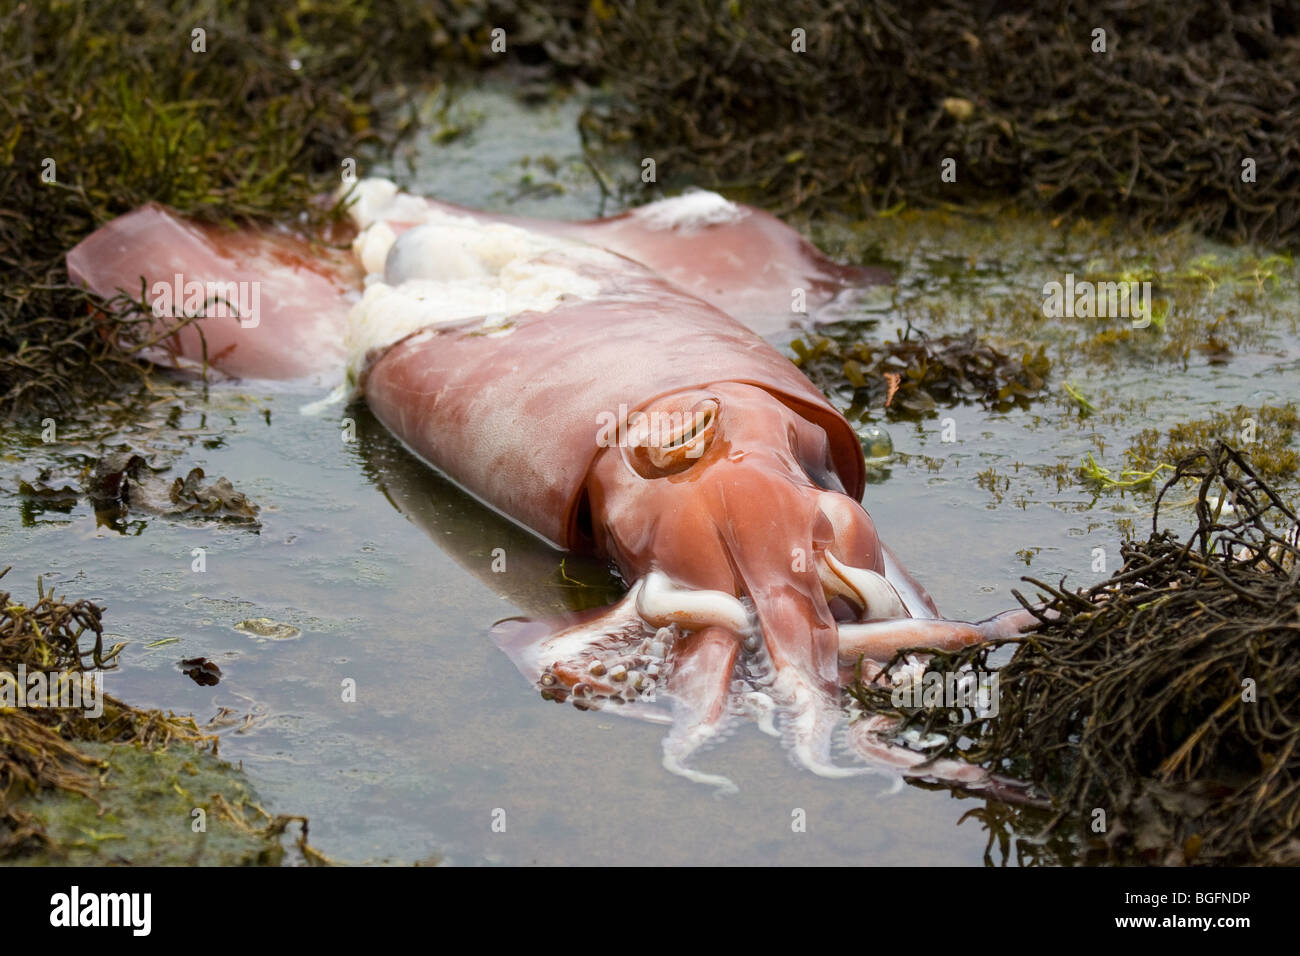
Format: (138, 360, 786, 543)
(1075, 403, 1300, 508)
(806, 203, 1299, 377)
(6, 744, 319, 866)
(1127, 404, 1300, 489)
(786, 199, 1300, 527)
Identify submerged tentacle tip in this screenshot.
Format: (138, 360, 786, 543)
(740, 691, 780, 737)
(660, 709, 738, 792)
(789, 740, 868, 779)
(876, 774, 908, 797)
(661, 750, 739, 795)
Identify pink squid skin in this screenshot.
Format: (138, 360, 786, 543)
(357, 255, 866, 549)
(360, 235, 1041, 784)
(67, 186, 1045, 791)
(584, 385, 859, 693)
(66, 204, 358, 379)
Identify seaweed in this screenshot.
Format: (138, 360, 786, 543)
(1078, 403, 1300, 499)
(88, 454, 260, 525)
(792, 326, 1050, 419)
(847, 441, 1300, 865)
(0, 567, 190, 854)
(15, 447, 260, 529)
(1127, 403, 1300, 489)
(561, 1, 1300, 246)
(0, 568, 319, 862)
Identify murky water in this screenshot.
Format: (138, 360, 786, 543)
(2, 80, 1297, 865)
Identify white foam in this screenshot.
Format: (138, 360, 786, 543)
(352, 220, 397, 276)
(632, 190, 747, 234)
(340, 178, 609, 385)
(345, 177, 430, 230)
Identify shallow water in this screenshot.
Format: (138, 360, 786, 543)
(3, 80, 1297, 865)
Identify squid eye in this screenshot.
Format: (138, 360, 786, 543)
(627, 400, 718, 478)
(804, 458, 845, 494)
(789, 423, 844, 493)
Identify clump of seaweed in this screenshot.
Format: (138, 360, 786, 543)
(87, 454, 260, 527)
(561, 1, 1300, 245)
(792, 326, 1050, 419)
(0, 567, 198, 855)
(7, 380, 267, 532)
(0, 568, 319, 862)
(848, 442, 1300, 865)
(18, 449, 260, 530)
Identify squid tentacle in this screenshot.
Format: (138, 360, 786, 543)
(501, 552, 1050, 794)
(837, 606, 1045, 661)
(661, 625, 742, 793)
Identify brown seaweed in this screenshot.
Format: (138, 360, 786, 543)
(848, 441, 1300, 865)
(793, 326, 1050, 419)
